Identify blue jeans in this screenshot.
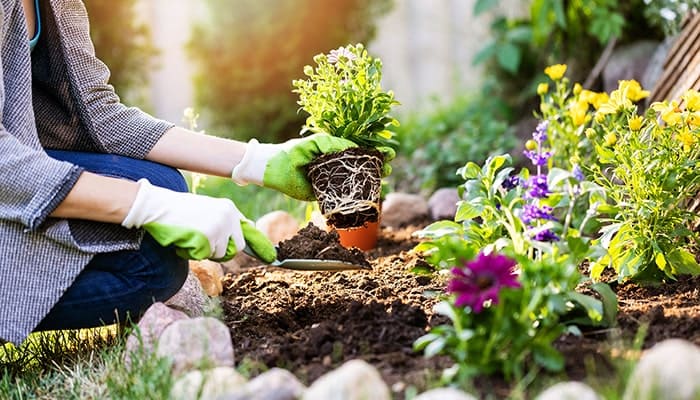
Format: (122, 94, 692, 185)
(34, 151, 190, 331)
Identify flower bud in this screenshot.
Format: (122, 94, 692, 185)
(604, 132, 617, 146)
(525, 139, 538, 150)
(585, 128, 596, 140)
(573, 83, 583, 96)
(537, 83, 549, 96)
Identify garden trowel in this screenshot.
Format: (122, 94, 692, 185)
(243, 246, 372, 271)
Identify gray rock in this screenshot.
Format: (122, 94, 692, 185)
(381, 192, 429, 227)
(623, 339, 700, 400)
(536, 382, 601, 400)
(602, 40, 660, 94)
(414, 387, 478, 400)
(303, 359, 390, 400)
(428, 187, 460, 221)
(218, 368, 306, 400)
(166, 270, 209, 317)
(170, 367, 247, 400)
(157, 317, 234, 376)
(124, 302, 188, 365)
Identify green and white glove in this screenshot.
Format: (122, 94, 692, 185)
(231, 133, 359, 201)
(121, 179, 276, 262)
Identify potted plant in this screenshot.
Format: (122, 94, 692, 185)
(293, 43, 399, 248)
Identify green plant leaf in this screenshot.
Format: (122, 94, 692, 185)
(533, 344, 564, 372)
(473, 0, 499, 15)
(496, 42, 521, 74)
(472, 42, 497, 66)
(591, 282, 618, 327)
(666, 248, 700, 276)
(455, 200, 485, 222)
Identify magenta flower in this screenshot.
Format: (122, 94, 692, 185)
(447, 253, 521, 313)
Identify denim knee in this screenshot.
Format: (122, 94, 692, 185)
(139, 236, 190, 303)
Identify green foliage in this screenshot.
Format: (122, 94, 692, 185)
(643, 1, 700, 35)
(414, 249, 609, 383)
(188, 0, 392, 143)
(471, 0, 660, 118)
(389, 83, 517, 194)
(0, 328, 175, 400)
(84, 0, 158, 108)
(586, 88, 700, 282)
(292, 44, 399, 149)
(412, 108, 618, 381)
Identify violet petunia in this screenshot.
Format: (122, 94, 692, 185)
(447, 253, 521, 313)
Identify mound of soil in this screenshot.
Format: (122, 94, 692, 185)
(221, 223, 700, 398)
(276, 224, 371, 269)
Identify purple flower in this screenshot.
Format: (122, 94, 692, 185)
(525, 174, 549, 198)
(532, 229, 560, 242)
(523, 150, 552, 167)
(533, 121, 549, 143)
(501, 175, 521, 190)
(447, 253, 521, 313)
(572, 165, 585, 182)
(521, 204, 557, 225)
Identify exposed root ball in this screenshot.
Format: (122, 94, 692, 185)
(307, 147, 383, 229)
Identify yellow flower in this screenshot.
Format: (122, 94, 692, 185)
(618, 80, 650, 102)
(628, 116, 643, 131)
(604, 132, 617, 146)
(677, 128, 696, 152)
(651, 100, 682, 126)
(597, 88, 633, 116)
(683, 90, 700, 112)
(580, 90, 609, 110)
(544, 64, 567, 80)
(537, 83, 549, 96)
(573, 83, 582, 96)
(570, 101, 589, 126)
(688, 111, 700, 128)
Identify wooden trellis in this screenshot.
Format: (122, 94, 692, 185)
(650, 12, 700, 103)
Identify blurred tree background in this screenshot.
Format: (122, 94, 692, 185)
(83, 0, 159, 109)
(187, 0, 393, 143)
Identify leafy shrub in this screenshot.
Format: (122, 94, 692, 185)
(187, 0, 392, 143)
(471, 0, 661, 119)
(389, 82, 516, 194)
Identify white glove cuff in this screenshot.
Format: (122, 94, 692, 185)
(121, 178, 155, 229)
(231, 139, 275, 186)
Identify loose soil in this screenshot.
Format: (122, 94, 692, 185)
(221, 221, 700, 398)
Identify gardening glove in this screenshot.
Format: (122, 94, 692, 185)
(231, 133, 359, 201)
(121, 179, 276, 263)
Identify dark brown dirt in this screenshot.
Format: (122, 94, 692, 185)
(221, 222, 700, 398)
(276, 224, 371, 269)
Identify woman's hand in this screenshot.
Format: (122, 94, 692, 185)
(121, 179, 276, 262)
(231, 133, 358, 201)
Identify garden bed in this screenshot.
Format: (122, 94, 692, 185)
(220, 222, 700, 397)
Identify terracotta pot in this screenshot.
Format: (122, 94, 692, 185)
(335, 220, 380, 251)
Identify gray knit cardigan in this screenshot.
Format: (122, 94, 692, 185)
(0, 0, 174, 344)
